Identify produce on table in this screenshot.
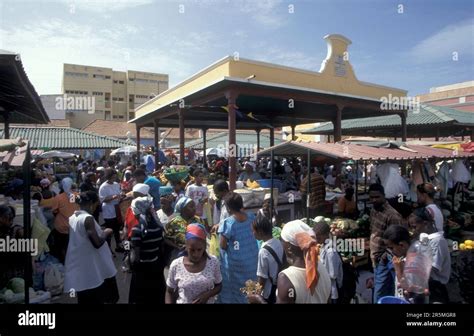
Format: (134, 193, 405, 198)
(240, 280, 263, 296)
(7, 277, 25, 294)
(246, 180, 260, 189)
(459, 240, 474, 251)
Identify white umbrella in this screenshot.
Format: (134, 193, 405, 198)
(40, 151, 75, 159)
(206, 148, 226, 157)
(110, 146, 137, 156)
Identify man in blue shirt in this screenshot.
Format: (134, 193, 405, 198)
(133, 168, 161, 209)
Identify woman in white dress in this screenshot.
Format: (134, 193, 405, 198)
(64, 191, 118, 304)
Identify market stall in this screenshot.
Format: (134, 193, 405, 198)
(256, 140, 474, 270)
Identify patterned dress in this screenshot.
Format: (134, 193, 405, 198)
(217, 212, 259, 303)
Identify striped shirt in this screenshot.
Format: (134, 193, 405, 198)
(369, 202, 403, 263)
(300, 173, 326, 209)
(131, 214, 164, 263)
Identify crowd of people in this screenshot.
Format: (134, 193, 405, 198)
(0, 152, 471, 305)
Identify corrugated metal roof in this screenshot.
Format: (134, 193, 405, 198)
(170, 131, 283, 149)
(257, 141, 474, 161)
(0, 127, 134, 150)
(302, 104, 474, 134)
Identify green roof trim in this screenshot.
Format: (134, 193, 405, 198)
(302, 104, 474, 134)
(0, 127, 134, 149)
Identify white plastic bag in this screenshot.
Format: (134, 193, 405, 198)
(44, 263, 64, 296)
(376, 163, 409, 199)
(451, 160, 470, 184)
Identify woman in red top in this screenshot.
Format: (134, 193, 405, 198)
(123, 183, 150, 239)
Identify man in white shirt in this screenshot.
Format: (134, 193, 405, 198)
(99, 168, 123, 252)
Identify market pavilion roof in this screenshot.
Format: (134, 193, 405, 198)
(131, 34, 408, 129)
(301, 105, 474, 137)
(257, 140, 474, 161)
(0, 50, 49, 124)
(0, 127, 133, 150)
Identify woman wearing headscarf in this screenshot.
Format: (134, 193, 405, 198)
(128, 195, 165, 304)
(164, 197, 204, 262)
(64, 191, 118, 304)
(249, 220, 331, 304)
(165, 223, 222, 304)
(277, 220, 331, 303)
(120, 170, 134, 193)
(49, 177, 79, 263)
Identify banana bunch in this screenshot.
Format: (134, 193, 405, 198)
(246, 179, 260, 189)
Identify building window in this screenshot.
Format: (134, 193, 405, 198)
(65, 72, 88, 78)
(459, 96, 466, 104)
(113, 80, 118, 84)
(93, 74, 110, 80)
(112, 97, 124, 101)
(92, 91, 103, 96)
(118, 115, 124, 119)
(65, 90, 88, 95)
(119, 80, 124, 84)
(129, 78, 134, 81)
(129, 95, 134, 102)
(129, 112, 135, 119)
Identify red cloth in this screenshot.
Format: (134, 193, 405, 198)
(460, 142, 474, 152)
(125, 207, 139, 239)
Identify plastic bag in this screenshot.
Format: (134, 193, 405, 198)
(208, 233, 220, 258)
(44, 262, 64, 296)
(452, 160, 470, 184)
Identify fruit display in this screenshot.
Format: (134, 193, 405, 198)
(246, 179, 260, 189)
(459, 240, 474, 251)
(163, 166, 189, 183)
(240, 280, 263, 296)
(330, 217, 358, 238)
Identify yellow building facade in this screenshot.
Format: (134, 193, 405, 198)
(62, 63, 168, 128)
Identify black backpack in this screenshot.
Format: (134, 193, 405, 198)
(262, 244, 288, 304)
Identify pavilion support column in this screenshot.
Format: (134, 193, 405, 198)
(291, 124, 296, 141)
(226, 91, 238, 191)
(202, 128, 207, 168)
(256, 129, 261, 152)
(435, 128, 440, 142)
(400, 112, 407, 142)
(270, 127, 275, 147)
(3, 112, 10, 139)
(471, 128, 474, 142)
(179, 109, 185, 165)
(154, 119, 160, 169)
(333, 105, 343, 142)
(327, 135, 331, 143)
(462, 135, 465, 141)
(136, 124, 141, 166)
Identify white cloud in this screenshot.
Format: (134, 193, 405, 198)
(54, 0, 154, 13)
(408, 19, 474, 63)
(0, 19, 194, 94)
(238, 0, 287, 29)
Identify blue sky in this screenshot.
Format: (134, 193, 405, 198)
(0, 0, 472, 96)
